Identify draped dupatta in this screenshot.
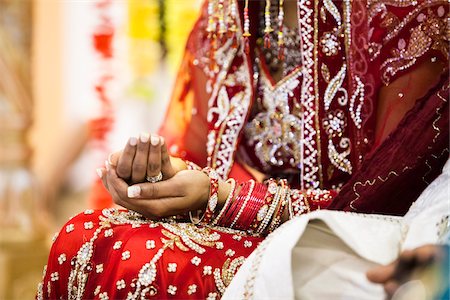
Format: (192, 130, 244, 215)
(159, 0, 377, 190)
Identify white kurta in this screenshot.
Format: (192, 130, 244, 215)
(223, 159, 450, 300)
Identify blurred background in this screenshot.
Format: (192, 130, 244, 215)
(0, 0, 202, 298)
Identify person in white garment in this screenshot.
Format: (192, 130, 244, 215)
(223, 159, 450, 300)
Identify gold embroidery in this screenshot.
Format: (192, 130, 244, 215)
(380, 11, 400, 29)
(432, 83, 448, 143)
(381, 7, 448, 84)
(327, 138, 353, 174)
(324, 64, 347, 110)
(349, 167, 411, 210)
(382, 1, 447, 44)
(321, 63, 331, 83)
(161, 223, 221, 254)
(213, 256, 245, 295)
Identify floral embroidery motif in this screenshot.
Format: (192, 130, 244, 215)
(225, 249, 236, 257)
(145, 240, 155, 249)
(66, 224, 74, 233)
(121, 251, 131, 260)
(320, 31, 341, 56)
(191, 256, 201, 266)
(113, 241, 122, 250)
(187, 284, 197, 295)
(167, 285, 177, 295)
(323, 110, 347, 137)
(380, 6, 449, 84)
(167, 263, 177, 273)
(58, 254, 67, 265)
(244, 240, 253, 248)
(50, 272, 59, 282)
(116, 279, 126, 290)
(203, 266, 213, 276)
(84, 221, 94, 230)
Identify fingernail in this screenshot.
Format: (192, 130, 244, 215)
(108, 153, 116, 166)
(129, 136, 138, 146)
(150, 135, 160, 146)
(128, 186, 141, 198)
(96, 168, 103, 179)
(105, 160, 111, 171)
(160, 137, 165, 146)
(140, 132, 150, 143)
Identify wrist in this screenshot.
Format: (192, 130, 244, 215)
(170, 156, 188, 172)
(217, 179, 232, 208)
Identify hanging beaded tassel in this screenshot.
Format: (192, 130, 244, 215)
(277, 0, 285, 60)
(228, 0, 238, 48)
(218, 0, 227, 40)
(243, 0, 251, 54)
(207, 0, 218, 70)
(263, 0, 273, 48)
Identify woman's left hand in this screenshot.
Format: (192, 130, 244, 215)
(99, 164, 210, 219)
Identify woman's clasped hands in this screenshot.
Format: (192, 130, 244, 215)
(96, 133, 213, 219)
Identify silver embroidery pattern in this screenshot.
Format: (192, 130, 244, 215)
(245, 69, 303, 170)
(205, 2, 253, 180)
(207, 61, 252, 180)
(298, 0, 320, 189)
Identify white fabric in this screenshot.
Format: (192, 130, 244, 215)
(402, 159, 450, 250)
(223, 159, 450, 300)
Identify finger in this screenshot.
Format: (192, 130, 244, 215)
(160, 138, 176, 179)
(366, 262, 396, 284)
(97, 167, 108, 190)
(415, 245, 440, 264)
(116, 137, 138, 179)
(108, 150, 122, 167)
(131, 133, 151, 183)
(104, 163, 125, 206)
(147, 135, 162, 179)
(127, 178, 183, 200)
(107, 168, 160, 218)
(384, 280, 399, 297)
(121, 195, 183, 218)
(106, 165, 139, 211)
(392, 250, 417, 283)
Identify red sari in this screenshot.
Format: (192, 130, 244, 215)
(39, 1, 448, 299)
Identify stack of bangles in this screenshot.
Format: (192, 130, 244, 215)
(187, 162, 337, 235)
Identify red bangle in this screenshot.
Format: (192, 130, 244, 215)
(219, 181, 250, 228)
(230, 180, 256, 229)
(235, 183, 267, 230)
(201, 167, 220, 224)
(211, 178, 237, 226)
(189, 167, 219, 224)
(249, 179, 277, 231)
